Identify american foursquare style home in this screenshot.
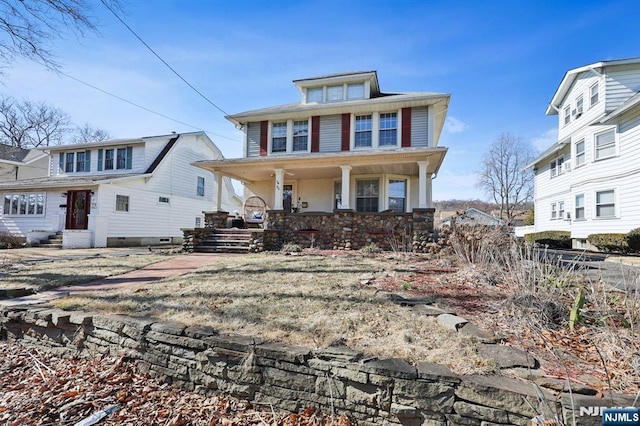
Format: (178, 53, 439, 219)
(193, 71, 450, 251)
(0, 131, 239, 248)
(528, 57, 640, 249)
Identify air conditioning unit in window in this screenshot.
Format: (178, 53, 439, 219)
(572, 107, 583, 118)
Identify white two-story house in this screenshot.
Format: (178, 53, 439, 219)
(194, 71, 450, 251)
(0, 131, 240, 248)
(529, 57, 640, 248)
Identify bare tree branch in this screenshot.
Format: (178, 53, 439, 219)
(477, 133, 535, 225)
(72, 123, 111, 143)
(0, 95, 70, 147)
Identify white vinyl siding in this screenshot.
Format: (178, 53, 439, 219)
(319, 115, 342, 152)
(410, 106, 429, 147)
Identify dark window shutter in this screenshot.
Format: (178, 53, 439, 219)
(58, 152, 64, 174)
(85, 150, 91, 172)
(311, 116, 320, 152)
(260, 121, 268, 156)
(341, 113, 350, 151)
(126, 147, 133, 169)
(402, 107, 412, 147)
(97, 149, 103, 171)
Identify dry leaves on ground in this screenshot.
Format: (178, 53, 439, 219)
(0, 341, 351, 425)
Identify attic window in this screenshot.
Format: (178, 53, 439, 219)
(326, 85, 343, 102)
(347, 83, 364, 99)
(307, 87, 323, 103)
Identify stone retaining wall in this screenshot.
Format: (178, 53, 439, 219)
(1, 307, 632, 426)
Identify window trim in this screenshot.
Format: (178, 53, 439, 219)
(353, 114, 373, 148)
(292, 120, 309, 152)
(574, 193, 585, 221)
(590, 82, 599, 107)
(379, 112, 398, 147)
(351, 110, 402, 150)
(563, 106, 571, 126)
(550, 202, 557, 220)
(595, 189, 616, 219)
(115, 194, 130, 213)
(197, 176, 205, 197)
(594, 128, 616, 161)
(558, 201, 565, 221)
(2, 192, 46, 216)
(574, 139, 585, 168)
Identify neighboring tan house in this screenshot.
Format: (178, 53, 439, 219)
(0, 131, 240, 248)
(194, 71, 450, 251)
(0, 145, 49, 182)
(527, 57, 640, 249)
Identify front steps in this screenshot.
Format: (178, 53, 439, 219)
(195, 229, 253, 253)
(36, 232, 63, 249)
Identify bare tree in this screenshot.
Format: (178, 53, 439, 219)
(0, 0, 121, 70)
(0, 96, 70, 147)
(72, 123, 111, 143)
(477, 133, 535, 225)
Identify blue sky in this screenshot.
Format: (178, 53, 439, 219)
(2, 0, 639, 200)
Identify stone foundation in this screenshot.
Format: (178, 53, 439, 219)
(2, 306, 632, 425)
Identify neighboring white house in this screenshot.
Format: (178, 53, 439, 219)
(528, 57, 640, 249)
(195, 71, 449, 215)
(0, 131, 240, 248)
(0, 145, 49, 182)
(441, 208, 505, 227)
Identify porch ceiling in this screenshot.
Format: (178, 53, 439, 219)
(193, 147, 447, 183)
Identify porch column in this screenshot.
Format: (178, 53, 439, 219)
(274, 168, 285, 210)
(214, 172, 223, 211)
(340, 165, 352, 209)
(417, 161, 429, 208)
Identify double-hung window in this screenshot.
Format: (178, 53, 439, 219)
(292, 121, 308, 151)
(558, 201, 565, 220)
(354, 115, 372, 147)
(197, 176, 205, 197)
(596, 190, 615, 218)
(104, 149, 114, 170)
(575, 194, 585, 220)
(551, 203, 557, 220)
(388, 179, 406, 213)
(115, 195, 129, 212)
(116, 148, 127, 169)
(379, 113, 397, 146)
(76, 151, 86, 172)
(590, 82, 599, 106)
(595, 129, 615, 160)
(65, 153, 74, 173)
(564, 106, 571, 125)
(356, 179, 379, 213)
(575, 139, 585, 167)
(271, 122, 287, 153)
(576, 95, 584, 116)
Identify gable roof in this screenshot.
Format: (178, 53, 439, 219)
(546, 57, 640, 115)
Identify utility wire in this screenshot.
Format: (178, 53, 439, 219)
(100, 0, 232, 118)
(57, 69, 240, 142)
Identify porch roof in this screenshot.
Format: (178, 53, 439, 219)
(193, 146, 447, 183)
(0, 173, 147, 190)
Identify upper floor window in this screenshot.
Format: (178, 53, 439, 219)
(595, 129, 615, 160)
(60, 151, 90, 174)
(76, 151, 86, 172)
(197, 176, 205, 197)
(596, 189, 615, 218)
(98, 147, 132, 171)
(575, 95, 583, 117)
(379, 112, 397, 146)
(575, 194, 585, 220)
(356, 179, 379, 213)
(590, 82, 599, 106)
(65, 153, 74, 173)
(575, 139, 585, 167)
(326, 85, 343, 102)
(3, 193, 45, 216)
(347, 83, 364, 99)
(292, 121, 308, 151)
(307, 87, 323, 103)
(271, 122, 287, 153)
(550, 156, 566, 178)
(564, 106, 571, 125)
(354, 115, 372, 147)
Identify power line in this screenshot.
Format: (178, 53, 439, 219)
(100, 0, 232, 118)
(57, 69, 240, 142)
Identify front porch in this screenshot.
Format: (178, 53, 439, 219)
(184, 208, 436, 253)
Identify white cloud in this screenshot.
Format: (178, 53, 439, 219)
(531, 128, 557, 153)
(444, 116, 469, 134)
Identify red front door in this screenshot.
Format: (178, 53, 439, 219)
(65, 190, 91, 230)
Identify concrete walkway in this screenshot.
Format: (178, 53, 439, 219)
(0, 253, 224, 307)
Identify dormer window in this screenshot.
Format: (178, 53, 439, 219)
(347, 83, 364, 99)
(326, 85, 343, 102)
(307, 87, 323, 103)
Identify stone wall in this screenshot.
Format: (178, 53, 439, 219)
(266, 209, 435, 252)
(5, 306, 632, 425)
